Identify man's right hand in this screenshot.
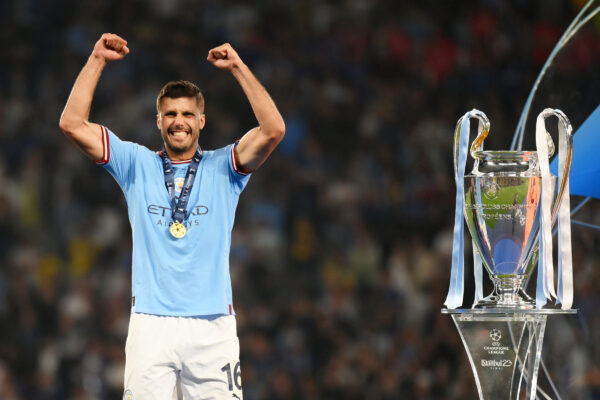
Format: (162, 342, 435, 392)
(92, 33, 130, 61)
(60, 33, 129, 162)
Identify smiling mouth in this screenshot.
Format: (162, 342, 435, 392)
(169, 130, 190, 138)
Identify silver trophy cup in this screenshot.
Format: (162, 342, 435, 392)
(455, 109, 573, 309)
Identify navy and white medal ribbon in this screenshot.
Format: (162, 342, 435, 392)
(161, 147, 203, 239)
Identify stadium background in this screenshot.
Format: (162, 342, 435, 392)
(1, 0, 599, 398)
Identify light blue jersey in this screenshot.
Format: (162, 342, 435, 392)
(96, 126, 250, 316)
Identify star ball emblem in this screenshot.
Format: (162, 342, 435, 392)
(489, 328, 502, 342)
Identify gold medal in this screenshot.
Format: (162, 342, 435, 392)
(170, 222, 187, 239)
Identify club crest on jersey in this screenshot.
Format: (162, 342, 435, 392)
(174, 177, 184, 195)
(123, 389, 134, 400)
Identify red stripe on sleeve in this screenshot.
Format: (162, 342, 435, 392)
(95, 126, 110, 165)
(230, 141, 251, 176)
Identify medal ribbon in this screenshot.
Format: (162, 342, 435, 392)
(161, 147, 203, 225)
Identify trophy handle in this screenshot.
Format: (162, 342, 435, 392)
(468, 110, 491, 158)
(539, 108, 574, 224)
(453, 109, 490, 184)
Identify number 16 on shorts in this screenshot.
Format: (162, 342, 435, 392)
(221, 361, 242, 396)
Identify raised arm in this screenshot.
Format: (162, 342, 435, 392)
(207, 44, 285, 173)
(59, 33, 130, 161)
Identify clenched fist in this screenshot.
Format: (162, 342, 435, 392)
(207, 43, 242, 71)
(92, 33, 130, 62)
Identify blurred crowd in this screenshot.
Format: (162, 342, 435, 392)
(1, 0, 600, 399)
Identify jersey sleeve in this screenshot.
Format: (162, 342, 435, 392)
(96, 125, 139, 192)
(227, 141, 251, 194)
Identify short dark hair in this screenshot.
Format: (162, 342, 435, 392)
(156, 80, 205, 113)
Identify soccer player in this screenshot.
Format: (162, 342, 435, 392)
(59, 33, 285, 399)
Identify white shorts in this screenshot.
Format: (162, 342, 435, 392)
(123, 313, 243, 400)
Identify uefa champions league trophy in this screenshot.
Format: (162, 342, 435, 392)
(442, 109, 576, 399)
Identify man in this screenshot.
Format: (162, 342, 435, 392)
(59, 33, 285, 399)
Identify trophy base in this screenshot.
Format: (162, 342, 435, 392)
(473, 289, 535, 310)
(441, 309, 577, 400)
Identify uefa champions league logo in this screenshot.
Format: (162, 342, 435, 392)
(483, 328, 509, 356)
(489, 328, 502, 343)
(481, 328, 512, 368)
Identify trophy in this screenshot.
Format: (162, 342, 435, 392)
(442, 109, 576, 400)
(445, 108, 574, 310)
